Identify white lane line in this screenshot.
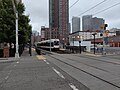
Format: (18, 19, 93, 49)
(44, 60, 47, 62)
(43, 60, 50, 65)
(5, 76, 9, 79)
(52, 67, 65, 79)
(46, 62, 50, 65)
(69, 83, 79, 90)
(16, 61, 19, 64)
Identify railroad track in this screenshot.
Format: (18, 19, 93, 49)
(48, 54, 120, 89)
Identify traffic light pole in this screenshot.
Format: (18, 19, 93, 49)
(102, 24, 108, 55)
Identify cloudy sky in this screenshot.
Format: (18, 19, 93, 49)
(23, 0, 120, 33)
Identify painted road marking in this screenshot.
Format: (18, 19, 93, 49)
(52, 67, 65, 79)
(46, 62, 50, 65)
(69, 83, 79, 90)
(43, 60, 50, 65)
(44, 60, 47, 62)
(16, 61, 19, 64)
(37, 55, 46, 60)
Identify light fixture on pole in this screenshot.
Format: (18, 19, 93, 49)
(11, 0, 19, 58)
(72, 36, 75, 46)
(92, 33, 97, 54)
(77, 35, 81, 54)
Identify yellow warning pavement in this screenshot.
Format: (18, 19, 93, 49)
(36, 55, 46, 60)
(32, 48, 35, 51)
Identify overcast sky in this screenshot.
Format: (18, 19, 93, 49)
(23, 0, 120, 33)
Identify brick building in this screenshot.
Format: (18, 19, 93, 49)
(49, 0, 69, 46)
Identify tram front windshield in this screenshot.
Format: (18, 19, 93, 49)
(54, 41, 59, 45)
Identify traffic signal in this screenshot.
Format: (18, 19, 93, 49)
(100, 24, 108, 30)
(104, 24, 108, 30)
(100, 33, 103, 36)
(105, 30, 109, 37)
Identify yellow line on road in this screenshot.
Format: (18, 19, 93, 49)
(36, 55, 46, 60)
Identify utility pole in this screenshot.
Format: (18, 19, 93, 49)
(49, 23, 52, 52)
(92, 33, 96, 54)
(102, 24, 108, 55)
(11, 0, 19, 58)
(29, 32, 32, 56)
(79, 41, 81, 54)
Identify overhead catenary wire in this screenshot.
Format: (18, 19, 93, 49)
(62, 0, 80, 9)
(93, 2, 120, 15)
(69, 0, 80, 9)
(77, 0, 108, 16)
(70, 0, 108, 32)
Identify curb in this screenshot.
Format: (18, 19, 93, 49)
(0, 57, 18, 63)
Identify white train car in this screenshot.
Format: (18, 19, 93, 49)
(35, 39, 60, 51)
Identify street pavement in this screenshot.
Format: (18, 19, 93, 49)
(44, 52, 120, 90)
(0, 48, 90, 90)
(1, 48, 120, 90)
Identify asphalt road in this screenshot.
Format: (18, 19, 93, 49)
(1, 48, 119, 90)
(0, 49, 90, 90)
(45, 52, 120, 90)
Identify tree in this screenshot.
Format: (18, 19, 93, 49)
(0, 0, 32, 45)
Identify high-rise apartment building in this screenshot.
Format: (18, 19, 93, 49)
(82, 15, 92, 31)
(72, 17, 80, 33)
(82, 15, 105, 32)
(92, 17, 105, 31)
(49, 0, 69, 45)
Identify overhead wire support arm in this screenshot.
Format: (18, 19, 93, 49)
(69, 0, 79, 9)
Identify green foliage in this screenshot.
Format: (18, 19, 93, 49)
(0, 0, 32, 44)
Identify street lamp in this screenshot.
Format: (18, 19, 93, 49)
(11, 0, 19, 58)
(103, 24, 108, 55)
(62, 38, 65, 48)
(72, 36, 75, 46)
(77, 36, 81, 54)
(92, 33, 97, 54)
(72, 36, 75, 53)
